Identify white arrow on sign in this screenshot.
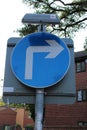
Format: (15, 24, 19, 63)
(25, 40, 64, 79)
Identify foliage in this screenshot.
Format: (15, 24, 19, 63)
(84, 37, 87, 51)
(16, 0, 87, 120)
(9, 103, 25, 108)
(19, 0, 87, 38)
(0, 101, 5, 106)
(16, 124, 22, 130)
(10, 103, 35, 121)
(16, 24, 38, 37)
(26, 104, 35, 121)
(25, 125, 34, 130)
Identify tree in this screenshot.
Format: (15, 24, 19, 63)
(17, 0, 87, 121)
(0, 101, 5, 106)
(84, 37, 87, 51)
(17, 0, 87, 38)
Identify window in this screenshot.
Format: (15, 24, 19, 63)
(3, 125, 10, 130)
(77, 121, 84, 126)
(77, 121, 87, 126)
(76, 61, 86, 72)
(77, 90, 87, 102)
(77, 90, 82, 101)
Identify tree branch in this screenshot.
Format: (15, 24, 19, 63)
(66, 17, 87, 28)
(55, 0, 87, 6)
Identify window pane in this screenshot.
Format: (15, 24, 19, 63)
(81, 62, 85, 71)
(77, 90, 82, 101)
(5, 126, 10, 130)
(76, 61, 86, 72)
(83, 90, 87, 101)
(76, 63, 81, 72)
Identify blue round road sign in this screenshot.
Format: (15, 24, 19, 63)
(11, 32, 70, 88)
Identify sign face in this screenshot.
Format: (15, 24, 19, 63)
(11, 32, 70, 88)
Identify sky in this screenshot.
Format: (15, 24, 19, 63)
(0, 0, 87, 95)
(0, 0, 33, 95)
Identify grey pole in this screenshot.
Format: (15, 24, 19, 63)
(34, 24, 45, 130)
(34, 89, 44, 130)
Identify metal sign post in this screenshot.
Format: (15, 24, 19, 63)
(3, 14, 76, 130)
(3, 37, 75, 105)
(34, 24, 45, 130)
(35, 89, 44, 130)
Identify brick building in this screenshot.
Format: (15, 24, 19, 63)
(44, 51, 87, 130)
(16, 108, 34, 128)
(0, 107, 34, 130)
(0, 107, 16, 129)
(1, 51, 87, 130)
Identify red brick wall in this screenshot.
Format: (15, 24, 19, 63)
(16, 108, 34, 127)
(44, 102, 87, 126)
(43, 127, 87, 130)
(0, 108, 16, 126)
(23, 110, 34, 127)
(76, 64, 87, 90)
(44, 61, 87, 128)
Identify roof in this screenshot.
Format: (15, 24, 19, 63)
(0, 107, 6, 111)
(0, 107, 17, 114)
(75, 51, 87, 61)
